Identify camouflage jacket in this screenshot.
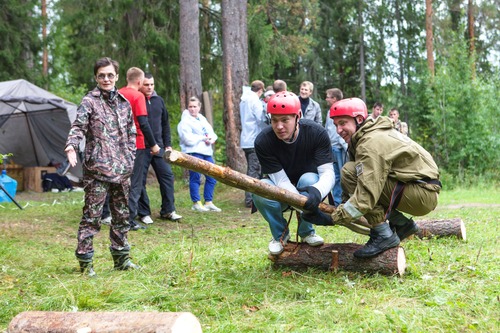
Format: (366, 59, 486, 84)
(66, 87, 136, 183)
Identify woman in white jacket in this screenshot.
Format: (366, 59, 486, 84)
(177, 96, 221, 212)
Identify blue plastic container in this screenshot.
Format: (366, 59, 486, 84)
(0, 169, 18, 203)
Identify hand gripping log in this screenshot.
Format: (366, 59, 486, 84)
(164, 149, 370, 235)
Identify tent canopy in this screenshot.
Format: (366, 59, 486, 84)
(0, 79, 80, 176)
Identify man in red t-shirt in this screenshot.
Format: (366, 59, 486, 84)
(119, 67, 159, 230)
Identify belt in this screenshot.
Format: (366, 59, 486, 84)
(416, 178, 442, 187)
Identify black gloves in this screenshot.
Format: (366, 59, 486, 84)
(297, 186, 322, 212)
(302, 210, 334, 226)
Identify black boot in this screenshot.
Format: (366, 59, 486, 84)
(354, 223, 400, 258)
(111, 251, 140, 270)
(79, 260, 96, 277)
(388, 210, 419, 241)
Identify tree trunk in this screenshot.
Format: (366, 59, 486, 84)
(425, 0, 435, 77)
(8, 311, 202, 333)
(221, 0, 247, 173)
(358, 0, 366, 101)
(467, 0, 476, 80)
(270, 242, 406, 276)
(164, 150, 370, 234)
(179, 0, 203, 111)
(415, 218, 466, 240)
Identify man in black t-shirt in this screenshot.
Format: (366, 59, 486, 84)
(253, 91, 335, 255)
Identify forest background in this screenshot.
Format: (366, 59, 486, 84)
(1, 0, 499, 186)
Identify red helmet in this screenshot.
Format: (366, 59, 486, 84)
(329, 98, 368, 120)
(267, 91, 301, 116)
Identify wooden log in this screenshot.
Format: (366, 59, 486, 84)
(8, 311, 202, 333)
(415, 218, 466, 240)
(269, 242, 406, 276)
(164, 149, 370, 235)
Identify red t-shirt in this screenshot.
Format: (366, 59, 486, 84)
(119, 86, 148, 149)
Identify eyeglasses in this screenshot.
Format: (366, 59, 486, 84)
(96, 73, 116, 80)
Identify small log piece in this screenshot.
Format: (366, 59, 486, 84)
(8, 311, 202, 333)
(269, 242, 406, 276)
(415, 218, 466, 240)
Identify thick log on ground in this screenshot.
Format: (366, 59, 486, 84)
(8, 311, 202, 333)
(415, 218, 466, 240)
(164, 149, 370, 235)
(269, 242, 406, 276)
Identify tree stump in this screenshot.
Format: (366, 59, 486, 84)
(415, 218, 466, 240)
(8, 311, 202, 333)
(269, 242, 406, 276)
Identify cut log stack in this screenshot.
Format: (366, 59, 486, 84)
(269, 242, 407, 276)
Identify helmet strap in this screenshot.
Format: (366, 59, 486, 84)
(287, 116, 300, 143)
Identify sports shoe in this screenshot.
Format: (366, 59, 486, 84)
(269, 234, 290, 255)
(192, 202, 209, 212)
(56, 159, 71, 176)
(204, 202, 222, 212)
(140, 215, 154, 224)
(101, 216, 112, 226)
(301, 233, 324, 246)
(161, 211, 183, 221)
(129, 221, 146, 231)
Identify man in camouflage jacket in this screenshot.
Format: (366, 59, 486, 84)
(65, 57, 137, 276)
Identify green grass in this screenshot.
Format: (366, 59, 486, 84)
(1, 184, 499, 332)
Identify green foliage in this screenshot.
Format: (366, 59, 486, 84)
(1, 185, 499, 332)
(425, 36, 500, 183)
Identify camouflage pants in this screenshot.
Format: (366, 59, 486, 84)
(75, 177, 131, 261)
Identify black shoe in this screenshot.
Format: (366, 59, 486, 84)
(129, 222, 146, 231)
(393, 219, 419, 241)
(354, 226, 400, 258)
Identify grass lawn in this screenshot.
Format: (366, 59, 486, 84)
(0, 181, 499, 332)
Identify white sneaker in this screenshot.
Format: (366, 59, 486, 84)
(268, 234, 290, 255)
(301, 233, 324, 246)
(101, 216, 112, 226)
(161, 211, 182, 221)
(204, 202, 222, 212)
(140, 215, 154, 224)
(192, 203, 209, 212)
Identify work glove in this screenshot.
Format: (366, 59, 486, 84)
(297, 186, 322, 213)
(302, 210, 334, 226)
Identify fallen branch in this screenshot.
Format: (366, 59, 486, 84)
(415, 218, 466, 240)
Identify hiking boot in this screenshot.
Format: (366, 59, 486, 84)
(101, 216, 112, 226)
(388, 210, 419, 241)
(354, 223, 400, 258)
(192, 202, 209, 212)
(301, 233, 324, 246)
(140, 215, 154, 224)
(161, 211, 183, 221)
(269, 234, 290, 255)
(204, 202, 222, 212)
(79, 260, 96, 277)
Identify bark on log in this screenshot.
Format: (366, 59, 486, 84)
(164, 149, 370, 235)
(415, 218, 466, 240)
(269, 242, 406, 276)
(8, 311, 202, 333)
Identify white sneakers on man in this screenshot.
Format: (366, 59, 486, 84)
(204, 202, 222, 212)
(268, 234, 290, 255)
(192, 202, 209, 212)
(140, 215, 154, 224)
(301, 233, 324, 246)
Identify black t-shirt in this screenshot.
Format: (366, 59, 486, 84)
(255, 119, 333, 185)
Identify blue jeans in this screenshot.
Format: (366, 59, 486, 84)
(252, 172, 319, 241)
(332, 146, 347, 206)
(188, 153, 217, 202)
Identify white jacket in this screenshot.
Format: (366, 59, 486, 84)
(239, 87, 268, 149)
(177, 110, 217, 156)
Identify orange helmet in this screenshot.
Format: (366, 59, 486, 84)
(267, 91, 301, 116)
(329, 98, 368, 119)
